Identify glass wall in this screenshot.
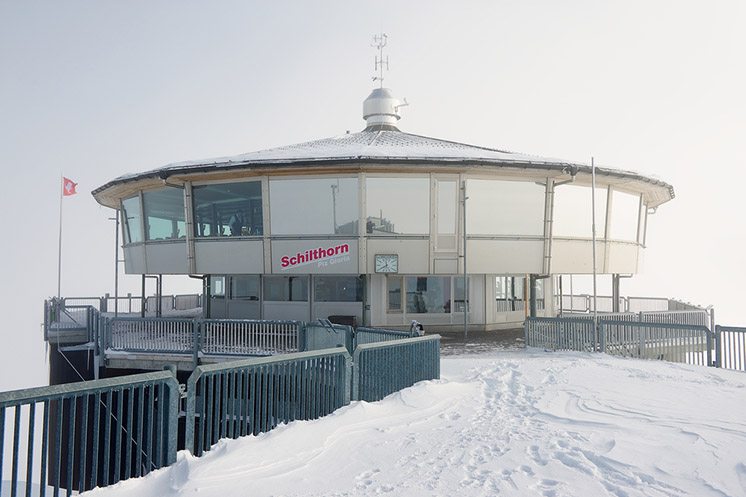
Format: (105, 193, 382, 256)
(193, 181, 263, 237)
(466, 179, 545, 236)
(553, 184, 608, 238)
(230, 275, 260, 300)
(142, 187, 186, 241)
(609, 190, 640, 241)
(366, 177, 429, 235)
(387, 277, 402, 312)
(121, 195, 143, 244)
(263, 276, 309, 301)
(270, 178, 358, 235)
(405, 276, 451, 313)
(313, 276, 363, 302)
(210, 276, 226, 297)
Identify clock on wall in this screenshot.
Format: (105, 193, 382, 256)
(374, 254, 399, 273)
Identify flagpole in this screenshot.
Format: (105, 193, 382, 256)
(57, 175, 64, 299)
(591, 157, 599, 350)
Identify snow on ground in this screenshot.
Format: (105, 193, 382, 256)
(88, 351, 746, 497)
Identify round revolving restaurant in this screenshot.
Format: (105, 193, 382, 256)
(92, 87, 674, 331)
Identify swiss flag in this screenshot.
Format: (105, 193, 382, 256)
(62, 177, 78, 196)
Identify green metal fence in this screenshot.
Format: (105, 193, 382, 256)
(716, 326, 746, 371)
(353, 335, 441, 402)
(184, 349, 352, 457)
(525, 317, 716, 368)
(0, 371, 179, 497)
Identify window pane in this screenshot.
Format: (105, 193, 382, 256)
(553, 185, 608, 238)
(454, 277, 467, 312)
(263, 276, 308, 302)
(231, 275, 260, 300)
(193, 181, 263, 237)
(387, 277, 402, 312)
(366, 177, 429, 235)
(609, 190, 640, 241)
(142, 187, 186, 241)
(437, 180, 457, 234)
(314, 276, 362, 302)
(211, 276, 225, 297)
(466, 180, 545, 236)
(122, 196, 143, 244)
(270, 178, 358, 235)
(405, 276, 451, 313)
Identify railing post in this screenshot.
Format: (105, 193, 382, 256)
(164, 374, 180, 465)
(706, 329, 714, 368)
(715, 325, 722, 368)
(351, 348, 361, 401)
(343, 353, 353, 405)
(599, 321, 605, 353)
(192, 320, 201, 368)
(184, 370, 200, 455)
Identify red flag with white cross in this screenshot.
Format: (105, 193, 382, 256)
(62, 177, 77, 196)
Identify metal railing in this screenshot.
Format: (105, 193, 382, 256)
(526, 317, 720, 368)
(0, 371, 178, 496)
(185, 348, 352, 457)
(107, 318, 197, 355)
(353, 335, 441, 402)
(716, 326, 746, 372)
(558, 294, 707, 314)
(600, 320, 711, 366)
(354, 327, 414, 347)
(524, 317, 597, 352)
(201, 320, 302, 357)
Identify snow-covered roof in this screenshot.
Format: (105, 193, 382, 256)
(92, 128, 674, 207)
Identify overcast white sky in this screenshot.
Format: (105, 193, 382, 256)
(1, 0, 744, 389)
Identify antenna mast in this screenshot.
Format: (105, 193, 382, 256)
(372, 33, 388, 88)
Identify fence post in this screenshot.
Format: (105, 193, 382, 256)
(165, 374, 180, 465)
(343, 353, 353, 405)
(192, 321, 201, 368)
(715, 325, 722, 368)
(523, 319, 529, 348)
(599, 322, 606, 353)
(706, 329, 714, 367)
(351, 348, 361, 401)
(184, 370, 201, 455)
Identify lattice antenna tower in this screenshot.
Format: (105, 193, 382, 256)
(372, 33, 389, 88)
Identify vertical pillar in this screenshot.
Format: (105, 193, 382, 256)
(529, 274, 538, 317)
(612, 273, 620, 313)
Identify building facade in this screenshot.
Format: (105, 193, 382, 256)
(93, 88, 674, 330)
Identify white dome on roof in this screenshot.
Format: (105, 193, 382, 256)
(363, 88, 402, 129)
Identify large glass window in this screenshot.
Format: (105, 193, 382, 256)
(270, 178, 358, 235)
(263, 276, 308, 302)
(313, 276, 363, 302)
(454, 277, 467, 312)
(366, 177, 429, 235)
(405, 276, 451, 313)
(121, 195, 143, 244)
(387, 277, 402, 312)
(230, 275, 260, 300)
(609, 190, 640, 241)
(142, 187, 186, 241)
(210, 276, 226, 297)
(193, 181, 263, 237)
(466, 179, 545, 236)
(437, 180, 458, 234)
(553, 184, 608, 238)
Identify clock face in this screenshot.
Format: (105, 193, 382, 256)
(375, 254, 399, 273)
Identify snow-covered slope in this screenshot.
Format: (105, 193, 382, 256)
(87, 351, 746, 497)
